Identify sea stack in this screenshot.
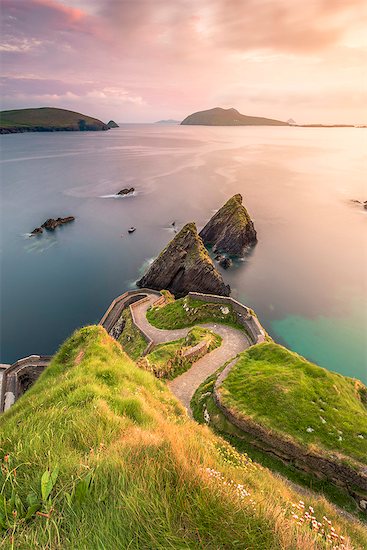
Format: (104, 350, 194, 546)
(137, 223, 230, 298)
(200, 194, 257, 256)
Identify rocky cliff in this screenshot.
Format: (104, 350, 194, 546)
(200, 194, 257, 256)
(137, 223, 230, 297)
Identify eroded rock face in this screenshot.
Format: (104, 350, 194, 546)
(200, 194, 257, 256)
(41, 217, 75, 231)
(137, 222, 230, 298)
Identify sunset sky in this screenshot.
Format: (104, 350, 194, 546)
(1, 0, 366, 123)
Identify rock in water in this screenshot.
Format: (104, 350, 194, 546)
(41, 217, 75, 231)
(107, 120, 119, 128)
(200, 194, 257, 256)
(137, 222, 230, 298)
(117, 187, 135, 195)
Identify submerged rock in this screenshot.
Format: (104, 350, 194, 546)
(117, 187, 135, 195)
(137, 222, 230, 298)
(41, 217, 75, 231)
(200, 194, 257, 256)
(219, 257, 232, 269)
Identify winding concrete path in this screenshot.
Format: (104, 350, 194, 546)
(131, 293, 250, 413)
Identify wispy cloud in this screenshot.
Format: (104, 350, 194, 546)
(1, 0, 366, 122)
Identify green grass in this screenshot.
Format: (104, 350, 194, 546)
(1, 327, 366, 548)
(117, 309, 147, 360)
(139, 326, 222, 379)
(0, 107, 107, 130)
(191, 372, 366, 518)
(147, 296, 243, 330)
(219, 343, 367, 465)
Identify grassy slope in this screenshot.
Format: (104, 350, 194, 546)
(139, 326, 222, 379)
(191, 372, 365, 516)
(1, 327, 366, 548)
(117, 308, 147, 360)
(219, 343, 367, 464)
(147, 296, 243, 330)
(0, 108, 106, 129)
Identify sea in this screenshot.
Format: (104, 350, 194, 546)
(1, 125, 366, 382)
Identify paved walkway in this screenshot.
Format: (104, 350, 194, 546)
(131, 294, 250, 413)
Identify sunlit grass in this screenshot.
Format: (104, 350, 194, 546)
(0, 327, 366, 548)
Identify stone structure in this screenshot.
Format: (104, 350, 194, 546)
(188, 292, 265, 344)
(0, 355, 51, 413)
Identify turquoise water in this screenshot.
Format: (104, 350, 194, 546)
(1, 125, 366, 382)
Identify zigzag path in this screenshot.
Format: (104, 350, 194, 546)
(131, 293, 250, 413)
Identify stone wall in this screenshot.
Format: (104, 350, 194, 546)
(0, 355, 51, 413)
(188, 292, 265, 344)
(100, 289, 161, 334)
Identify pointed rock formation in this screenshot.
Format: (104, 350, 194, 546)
(200, 194, 257, 256)
(107, 120, 119, 128)
(137, 223, 230, 298)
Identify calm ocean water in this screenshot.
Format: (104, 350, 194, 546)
(1, 125, 366, 382)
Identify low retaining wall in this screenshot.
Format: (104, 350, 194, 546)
(182, 339, 209, 360)
(99, 289, 161, 334)
(0, 355, 51, 413)
(213, 372, 367, 511)
(188, 292, 265, 345)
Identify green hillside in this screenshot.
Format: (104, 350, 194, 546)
(1, 327, 366, 548)
(219, 343, 367, 464)
(0, 107, 109, 133)
(181, 107, 289, 126)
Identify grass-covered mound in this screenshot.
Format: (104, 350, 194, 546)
(0, 107, 108, 132)
(138, 326, 222, 379)
(147, 295, 242, 330)
(1, 327, 366, 548)
(219, 343, 367, 464)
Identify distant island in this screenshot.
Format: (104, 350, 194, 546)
(0, 107, 110, 134)
(107, 120, 119, 128)
(155, 119, 181, 124)
(181, 107, 288, 126)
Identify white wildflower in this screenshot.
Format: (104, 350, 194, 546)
(306, 427, 314, 433)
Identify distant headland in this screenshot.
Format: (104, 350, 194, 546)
(0, 107, 111, 134)
(154, 119, 181, 124)
(180, 107, 365, 128)
(181, 107, 288, 126)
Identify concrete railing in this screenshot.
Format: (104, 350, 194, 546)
(188, 292, 266, 345)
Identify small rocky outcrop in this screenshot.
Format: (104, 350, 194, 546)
(137, 222, 230, 298)
(107, 120, 119, 128)
(218, 256, 232, 269)
(351, 199, 367, 210)
(200, 194, 257, 256)
(31, 227, 43, 236)
(117, 187, 134, 195)
(41, 217, 75, 231)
